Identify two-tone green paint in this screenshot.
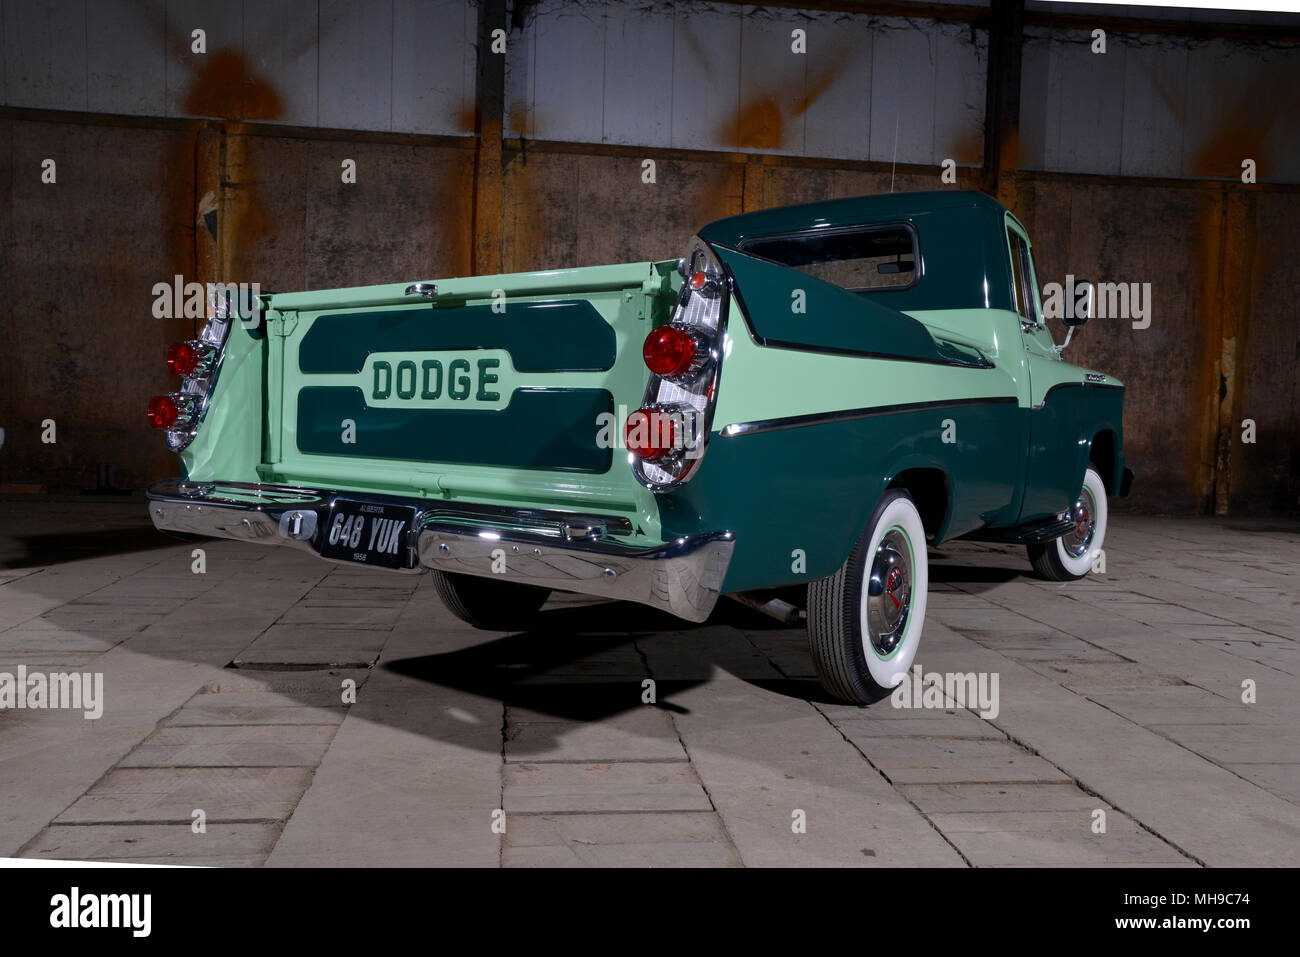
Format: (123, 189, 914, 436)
(259, 263, 672, 545)
(297, 299, 616, 375)
(177, 316, 267, 486)
(176, 190, 1126, 606)
(664, 193, 1126, 592)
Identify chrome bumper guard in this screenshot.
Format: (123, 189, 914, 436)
(146, 479, 735, 623)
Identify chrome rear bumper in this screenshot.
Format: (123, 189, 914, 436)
(145, 479, 734, 623)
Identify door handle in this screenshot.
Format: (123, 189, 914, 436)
(405, 283, 438, 298)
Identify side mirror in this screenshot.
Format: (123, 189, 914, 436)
(1065, 279, 1093, 327)
(1052, 279, 1092, 355)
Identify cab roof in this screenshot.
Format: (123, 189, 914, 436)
(698, 190, 1009, 249)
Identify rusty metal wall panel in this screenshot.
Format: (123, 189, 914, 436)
(601, 3, 674, 146)
(244, 0, 320, 128)
(933, 19, 986, 167)
(507, 2, 986, 166)
(504, 0, 534, 137)
(734, 6, 806, 153)
(3, 0, 88, 111)
(1118, 38, 1187, 178)
(317, 0, 393, 131)
(1023, 29, 1126, 176)
(669, 4, 741, 152)
(869, 19, 937, 165)
(532, 1, 605, 145)
(164, 0, 242, 119)
(798, 13, 874, 161)
(1022, 30, 1300, 183)
(87, 0, 165, 117)
(1181, 37, 1298, 183)
(391, 0, 477, 135)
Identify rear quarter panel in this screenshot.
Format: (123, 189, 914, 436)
(659, 309, 1026, 594)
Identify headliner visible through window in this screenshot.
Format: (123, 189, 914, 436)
(739, 225, 918, 293)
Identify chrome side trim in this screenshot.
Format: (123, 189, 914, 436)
(721, 396, 1020, 438)
(146, 479, 733, 623)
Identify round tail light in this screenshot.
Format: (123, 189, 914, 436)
(166, 341, 200, 376)
(624, 408, 681, 461)
(642, 325, 698, 378)
(147, 395, 179, 429)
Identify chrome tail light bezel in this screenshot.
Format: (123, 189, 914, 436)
(160, 292, 239, 451)
(631, 235, 729, 491)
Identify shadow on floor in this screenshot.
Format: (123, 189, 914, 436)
(2, 526, 192, 570)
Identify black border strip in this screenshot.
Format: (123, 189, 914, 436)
(720, 395, 1019, 438)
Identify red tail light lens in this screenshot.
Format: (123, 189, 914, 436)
(147, 395, 178, 429)
(642, 325, 698, 378)
(166, 341, 200, 376)
(624, 408, 680, 461)
(689, 271, 708, 290)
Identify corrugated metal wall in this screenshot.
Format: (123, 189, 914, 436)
(2, 0, 478, 133)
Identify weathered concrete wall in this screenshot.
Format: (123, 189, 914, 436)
(0, 117, 478, 492)
(1, 118, 195, 491)
(2, 116, 1296, 513)
(1016, 177, 1300, 514)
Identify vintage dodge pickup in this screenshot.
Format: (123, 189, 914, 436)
(146, 190, 1132, 703)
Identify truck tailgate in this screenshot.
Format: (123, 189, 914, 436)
(257, 262, 674, 530)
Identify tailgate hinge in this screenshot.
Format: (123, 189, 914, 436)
(273, 310, 299, 337)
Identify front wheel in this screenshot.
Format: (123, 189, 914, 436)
(430, 571, 551, 630)
(807, 489, 929, 704)
(1028, 465, 1108, 581)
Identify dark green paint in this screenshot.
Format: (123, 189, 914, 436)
(659, 400, 1026, 593)
(296, 387, 614, 473)
(297, 300, 616, 375)
(717, 246, 984, 366)
(700, 191, 1014, 315)
(1018, 382, 1127, 523)
(666, 380, 1126, 593)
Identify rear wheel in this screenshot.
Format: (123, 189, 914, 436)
(807, 490, 929, 704)
(1028, 465, 1108, 581)
(430, 571, 551, 630)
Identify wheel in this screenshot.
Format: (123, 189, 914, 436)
(1028, 465, 1108, 581)
(430, 570, 550, 630)
(807, 489, 929, 704)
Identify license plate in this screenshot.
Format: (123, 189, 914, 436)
(318, 500, 417, 569)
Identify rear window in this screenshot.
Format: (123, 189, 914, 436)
(739, 224, 917, 292)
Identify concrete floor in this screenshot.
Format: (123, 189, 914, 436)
(1, 501, 1298, 868)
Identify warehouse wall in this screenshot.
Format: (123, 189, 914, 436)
(1, 0, 1298, 514)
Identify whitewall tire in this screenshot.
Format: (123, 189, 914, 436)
(1028, 466, 1108, 581)
(808, 490, 929, 704)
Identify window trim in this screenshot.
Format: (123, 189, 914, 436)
(735, 221, 922, 294)
(1005, 219, 1043, 326)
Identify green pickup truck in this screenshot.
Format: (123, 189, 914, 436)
(146, 190, 1132, 704)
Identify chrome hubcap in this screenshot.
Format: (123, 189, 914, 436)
(1062, 486, 1097, 558)
(867, 529, 912, 657)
